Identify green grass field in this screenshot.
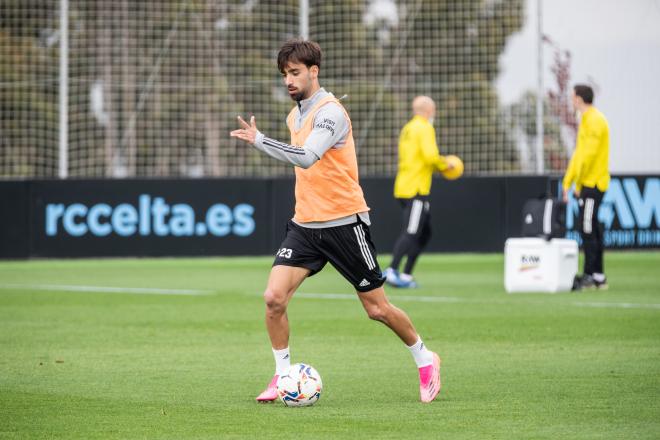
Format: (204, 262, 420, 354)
(1, 252, 659, 439)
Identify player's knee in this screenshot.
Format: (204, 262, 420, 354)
(364, 303, 388, 323)
(263, 288, 287, 314)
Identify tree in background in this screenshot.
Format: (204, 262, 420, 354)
(343, 0, 525, 174)
(546, 35, 577, 171)
(1, 0, 527, 177)
(505, 36, 575, 175)
(0, 0, 59, 177)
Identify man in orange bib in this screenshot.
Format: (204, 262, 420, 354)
(231, 39, 441, 403)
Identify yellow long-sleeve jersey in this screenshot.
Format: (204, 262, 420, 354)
(393, 115, 448, 198)
(562, 106, 610, 193)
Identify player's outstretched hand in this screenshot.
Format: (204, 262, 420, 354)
(230, 115, 258, 145)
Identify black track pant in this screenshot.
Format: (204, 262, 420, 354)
(389, 196, 432, 275)
(579, 186, 605, 275)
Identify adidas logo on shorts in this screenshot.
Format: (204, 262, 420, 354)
(359, 279, 371, 287)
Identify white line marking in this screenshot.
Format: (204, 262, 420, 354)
(296, 292, 660, 310)
(5, 286, 657, 309)
(0, 284, 213, 296)
(570, 301, 660, 310)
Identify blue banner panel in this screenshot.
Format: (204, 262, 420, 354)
(558, 176, 660, 249)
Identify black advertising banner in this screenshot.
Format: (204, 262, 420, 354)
(0, 175, 657, 259)
(428, 176, 505, 252)
(29, 179, 271, 257)
(0, 181, 30, 258)
(360, 176, 530, 253)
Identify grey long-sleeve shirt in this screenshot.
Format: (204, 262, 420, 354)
(253, 88, 349, 169)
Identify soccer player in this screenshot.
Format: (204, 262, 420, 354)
(383, 96, 452, 289)
(562, 84, 610, 290)
(230, 39, 441, 403)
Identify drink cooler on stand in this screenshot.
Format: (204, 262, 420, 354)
(504, 238, 578, 293)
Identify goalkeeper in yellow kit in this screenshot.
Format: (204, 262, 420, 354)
(562, 84, 610, 290)
(384, 96, 452, 288)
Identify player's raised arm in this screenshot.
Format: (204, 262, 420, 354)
(230, 114, 320, 169)
(230, 101, 348, 169)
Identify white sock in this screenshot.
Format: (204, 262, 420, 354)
(407, 336, 433, 368)
(592, 273, 606, 282)
(272, 347, 291, 376)
(400, 273, 413, 282)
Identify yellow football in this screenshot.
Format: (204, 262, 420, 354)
(441, 155, 464, 180)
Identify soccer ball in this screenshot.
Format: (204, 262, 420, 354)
(441, 155, 464, 180)
(277, 363, 323, 407)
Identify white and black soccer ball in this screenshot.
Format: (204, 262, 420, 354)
(277, 363, 323, 407)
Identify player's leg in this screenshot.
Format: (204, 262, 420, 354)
(386, 199, 412, 282)
(357, 286, 441, 402)
(389, 234, 411, 274)
(577, 187, 600, 289)
(264, 264, 310, 350)
(257, 222, 325, 402)
(595, 217, 605, 274)
(320, 219, 442, 402)
(591, 190, 607, 288)
(401, 199, 432, 282)
(402, 217, 431, 275)
(256, 264, 310, 403)
(356, 285, 417, 344)
(316, 219, 418, 341)
(386, 198, 421, 287)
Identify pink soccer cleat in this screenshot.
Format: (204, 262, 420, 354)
(418, 352, 441, 403)
(255, 375, 279, 403)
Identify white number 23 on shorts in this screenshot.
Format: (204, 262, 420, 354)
(277, 248, 293, 259)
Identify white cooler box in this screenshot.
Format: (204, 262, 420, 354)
(504, 238, 578, 293)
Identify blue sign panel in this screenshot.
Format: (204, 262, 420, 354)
(563, 176, 660, 248)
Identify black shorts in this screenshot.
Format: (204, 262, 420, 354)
(398, 196, 431, 239)
(273, 218, 385, 292)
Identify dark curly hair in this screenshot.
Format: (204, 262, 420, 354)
(277, 39, 322, 73)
